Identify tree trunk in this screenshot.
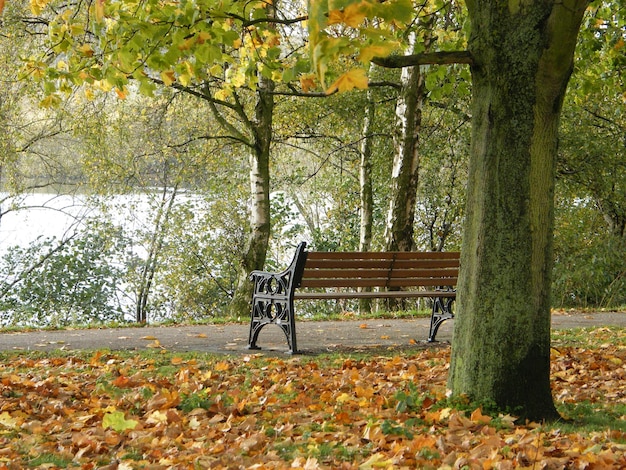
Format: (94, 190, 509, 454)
(229, 77, 274, 317)
(136, 183, 179, 323)
(359, 84, 375, 313)
(384, 34, 427, 252)
(359, 88, 375, 253)
(448, 0, 587, 421)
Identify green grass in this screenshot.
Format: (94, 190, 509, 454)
(28, 453, 73, 468)
(551, 326, 626, 348)
(552, 401, 626, 434)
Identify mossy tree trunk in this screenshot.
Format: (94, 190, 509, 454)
(448, 0, 587, 421)
(228, 76, 274, 318)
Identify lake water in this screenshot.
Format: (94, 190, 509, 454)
(0, 193, 93, 253)
(0, 191, 191, 255)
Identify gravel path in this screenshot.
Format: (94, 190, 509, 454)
(0, 311, 623, 355)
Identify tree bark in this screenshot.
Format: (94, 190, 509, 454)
(384, 34, 426, 252)
(359, 87, 375, 253)
(229, 78, 274, 317)
(359, 84, 375, 313)
(448, 0, 587, 421)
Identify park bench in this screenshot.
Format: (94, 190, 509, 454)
(247, 242, 459, 354)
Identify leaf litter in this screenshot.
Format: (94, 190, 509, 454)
(0, 328, 623, 469)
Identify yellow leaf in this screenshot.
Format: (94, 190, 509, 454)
(214, 361, 230, 371)
(214, 88, 231, 101)
(326, 68, 368, 94)
(179, 73, 192, 87)
(0, 412, 20, 429)
(161, 70, 176, 86)
(146, 410, 168, 425)
(39, 94, 61, 108)
(95, 0, 105, 22)
(342, 2, 367, 27)
(327, 3, 366, 28)
(78, 44, 94, 57)
(30, 0, 51, 15)
(358, 42, 399, 63)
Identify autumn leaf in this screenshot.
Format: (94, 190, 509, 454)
(0, 412, 20, 429)
(327, 2, 368, 28)
(94, 0, 105, 21)
(160, 70, 176, 86)
(326, 68, 368, 94)
(102, 410, 138, 432)
(358, 42, 400, 63)
(300, 74, 317, 92)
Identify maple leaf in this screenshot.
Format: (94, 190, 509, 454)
(326, 68, 369, 94)
(0, 412, 20, 429)
(160, 70, 176, 86)
(102, 410, 138, 432)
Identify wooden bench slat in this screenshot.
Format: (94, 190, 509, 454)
(303, 259, 460, 269)
(295, 290, 457, 300)
(300, 278, 457, 288)
(301, 268, 459, 280)
(305, 251, 460, 260)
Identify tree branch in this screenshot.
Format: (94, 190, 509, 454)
(372, 50, 473, 68)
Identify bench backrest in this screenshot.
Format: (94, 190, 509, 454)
(299, 251, 460, 289)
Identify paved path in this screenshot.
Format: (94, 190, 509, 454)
(0, 311, 624, 356)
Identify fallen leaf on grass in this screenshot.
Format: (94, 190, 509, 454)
(102, 410, 138, 432)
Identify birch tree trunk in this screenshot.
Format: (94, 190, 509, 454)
(448, 0, 587, 420)
(384, 34, 426, 252)
(359, 87, 375, 253)
(229, 76, 274, 316)
(359, 84, 375, 313)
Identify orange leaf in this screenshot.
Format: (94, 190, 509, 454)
(470, 407, 492, 424)
(214, 361, 230, 371)
(326, 68, 368, 94)
(112, 375, 132, 388)
(90, 351, 104, 365)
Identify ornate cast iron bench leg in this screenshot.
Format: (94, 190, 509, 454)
(247, 291, 298, 354)
(428, 295, 455, 342)
(247, 243, 306, 354)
